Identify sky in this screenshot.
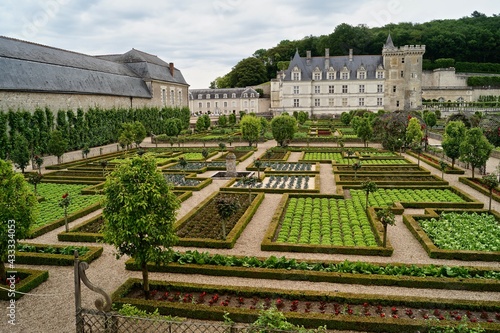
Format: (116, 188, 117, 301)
(0, 0, 498, 89)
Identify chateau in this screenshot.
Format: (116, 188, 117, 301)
(188, 87, 261, 115)
(270, 35, 425, 115)
(0, 36, 189, 111)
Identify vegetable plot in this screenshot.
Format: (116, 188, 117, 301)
(419, 212, 500, 252)
(163, 174, 202, 187)
(350, 188, 465, 208)
(30, 183, 102, 229)
(261, 162, 314, 172)
(276, 197, 377, 246)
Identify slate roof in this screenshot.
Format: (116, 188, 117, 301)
(0, 36, 187, 97)
(189, 87, 258, 100)
(284, 50, 383, 81)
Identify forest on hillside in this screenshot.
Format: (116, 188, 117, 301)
(211, 12, 500, 88)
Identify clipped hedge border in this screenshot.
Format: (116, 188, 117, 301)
(337, 185, 484, 210)
(334, 173, 448, 186)
(406, 151, 465, 174)
(214, 150, 254, 162)
(46, 149, 133, 170)
(161, 175, 212, 192)
(81, 182, 105, 195)
(125, 255, 500, 292)
(332, 165, 431, 175)
(15, 243, 103, 265)
(459, 177, 500, 204)
(246, 162, 320, 175)
(58, 213, 104, 242)
(220, 175, 320, 194)
(112, 279, 500, 333)
(174, 191, 265, 249)
(403, 208, 500, 261)
(257, 150, 291, 161)
(260, 194, 393, 256)
(28, 201, 102, 238)
(0, 268, 49, 301)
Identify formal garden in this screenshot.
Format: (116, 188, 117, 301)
(1, 108, 500, 332)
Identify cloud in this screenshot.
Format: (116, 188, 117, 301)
(0, 0, 498, 88)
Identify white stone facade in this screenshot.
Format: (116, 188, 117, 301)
(189, 87, 260, 115)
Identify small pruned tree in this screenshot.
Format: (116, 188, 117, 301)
(346, 149, 354, 166)
(215, 195, 240, 240)
(28, 172, 43, 196)
(218, 142, 226, 152)
(201, 148, 209, 167)
(442, 121, 466, 168)
(439, 159, 448, 180)
(34, 155, 44, 174)
(178, 156, 188, 172)
(482, 173, 499, 212)
(102, 155, 180, 300)
(254, 158, 262, 178)
(240, 115, 261, 147)
(376, 207, 396, 248)
(82, 145, 90, 159)
(412, 143, 423, 167)
(59, 192, 71, 232)
(361, 180, 378, 211)
(270, 114, 297, 147)
(352, 161, 362, 180)
(242, 176, 257, 205)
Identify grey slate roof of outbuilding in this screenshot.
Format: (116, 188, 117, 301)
(0, 36, 187, 97)
(284, 50, 383, 81)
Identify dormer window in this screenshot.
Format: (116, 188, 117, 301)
(206, 94, 210, 99)
(232, 93, 236, 98)
(313, 67, 322, 81)
(376, 64, 385, 79)
(357, 65, 366, 80)
(215, 94, 219, 99)
(327, 68, 336, 80)
(223, 94, 227, 98)
(292, 66, 301, 81)
(341, 66, 350, 80)
(243, 93, 248, 98)
(250, 93, 255, 98)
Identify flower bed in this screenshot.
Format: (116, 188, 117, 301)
(163, 173, 212, 191)
(0, 268, 49, 300)
(112, 279, 500, 332)
(174, 191, 264, 248)
(162, 161, 227, 173)
(335, 174, 446, 186)
(459, 177, 500, 204)
(224, 175, 319, 194)
(333, 165, 427, 174)
(247, 162, 318, 173)
(404, 209, 500, 261)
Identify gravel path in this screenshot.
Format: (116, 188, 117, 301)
(2, 139, 500, 333)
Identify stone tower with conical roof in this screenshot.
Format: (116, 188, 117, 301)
(383, 34, 425, 111)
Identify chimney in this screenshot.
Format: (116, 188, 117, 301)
(325, 48, 330, 58)
(324, 48, 330, 69)
(169, 62, 174, 76)
(349, 49, 353, 62)
(306, 50, 311, 65)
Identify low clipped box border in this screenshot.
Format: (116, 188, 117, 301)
(257, 150, 291, 161)
(0, 268, 49, 300)
(337, 185, 483, 210)
(215, 150, 254, 162)
(58, 213, 104, 242)
(247, 162, 320, 175)
(112, 279, 500, 333)
(174, 191, 265, 249)
(403, 208, 500, 261)
(161, 172, 213, 191)
(28, 201, 102, 239)
(125, 255, 500, 292)
(46, 149, 133, 170)
(459, 177, 500, 204)
(260, 194, 393, 256)
(221, 175, 320, 194)
(80, 182, 105, 195)
(406, 151, 465, 174)
(334, 173, 448, 186)
(15, 243, 103, 265)
(332, 165, 431, 175)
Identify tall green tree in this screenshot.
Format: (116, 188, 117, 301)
(423, 111, 437, 151)
(10, 133, 30, 173)
(47, 130, 68, 164)
(356, 117, 373, 147)
(0, 112, 8, 160)
(406, 117, 423, 147)
(218, 114, 228, 127)
(442, 121, 467, 168)
(0, 159, 38, 281)
(240, 115, 261, 147)
(164, 119, 180, 137)
(102, 155, 180, 299)
(459, 127, 493, 179)
(271, 115, 297, 147)
(228, 57, 268, 87)
(482, 173, 499, 211)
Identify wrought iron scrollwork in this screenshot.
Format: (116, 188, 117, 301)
(78, 261, 112, 312)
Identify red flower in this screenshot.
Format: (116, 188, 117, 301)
(62, 193, 68, 199)
(380, 313, 386, 318)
